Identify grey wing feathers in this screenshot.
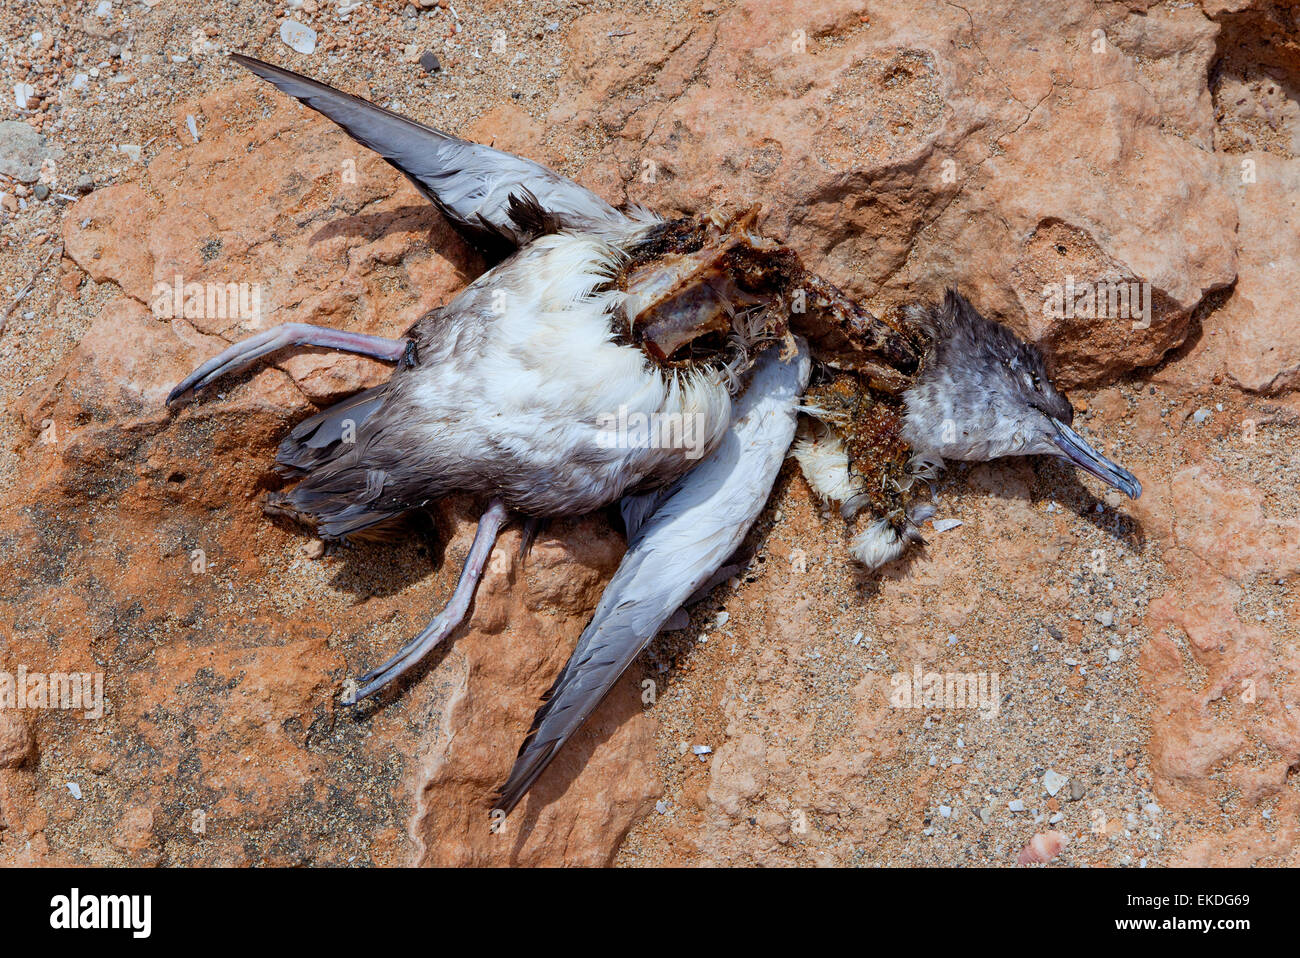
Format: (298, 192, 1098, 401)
(618, 487, 672, 541)
(495, 340, 812, 813)
(230, 54, 652, 254)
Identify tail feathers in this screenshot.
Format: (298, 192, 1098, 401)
(270, 384, 417, 541)
(264, 485, 408, 543)
(276, 383, 389, 476)
(230, 54, 639, 254)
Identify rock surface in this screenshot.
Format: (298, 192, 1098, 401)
(0, 0, 1297, 867)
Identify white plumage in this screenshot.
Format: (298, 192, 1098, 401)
(790, 421, 867, 515)
(392, 232, 734, 517)
(848, 518, 914, 568)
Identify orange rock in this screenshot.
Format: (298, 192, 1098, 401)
(0, 710, 35, 769)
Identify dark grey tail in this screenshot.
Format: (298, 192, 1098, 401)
(276, 383, 389, 477)
(271, 382, 414, 540)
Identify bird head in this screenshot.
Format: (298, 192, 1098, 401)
(900, 290, 1141, 500)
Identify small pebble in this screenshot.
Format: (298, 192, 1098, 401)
(1017, 830, 1068, 864)
(1042, 769, 1067, 796)
(419, 50, 442, 73)
(67, 782, 83, 799)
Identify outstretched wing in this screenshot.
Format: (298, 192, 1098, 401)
(230, 54, 655, 255)
(495, 339, 812, 814)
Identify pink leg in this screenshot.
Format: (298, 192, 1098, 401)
(342, 498, 511, 705)
(167, 323, 409, 405)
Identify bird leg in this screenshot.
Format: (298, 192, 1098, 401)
(167, 322, 411, 405)
(341, 498, 510, 705)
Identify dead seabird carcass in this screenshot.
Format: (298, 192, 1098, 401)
(167, 56, 1141, 815)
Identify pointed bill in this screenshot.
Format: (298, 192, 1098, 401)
(1051, 421, 1142, 499)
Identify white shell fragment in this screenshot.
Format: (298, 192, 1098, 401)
(280, 20, 318, 55)
(1042, 769, 1067, 796)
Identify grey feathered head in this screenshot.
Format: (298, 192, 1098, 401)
(901, 290, 1140, 499)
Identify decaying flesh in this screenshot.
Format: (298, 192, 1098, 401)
(613, 207, 927, 393)
(607, 206, 935, 547)
(803, 373, 914, 521)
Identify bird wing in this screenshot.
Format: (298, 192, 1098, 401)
(495, 339, 811, 813)
(230, 54, 653, 254)
(618, 486, 673, 541)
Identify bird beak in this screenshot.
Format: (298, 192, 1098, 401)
(1049, 421, 1142, 500)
